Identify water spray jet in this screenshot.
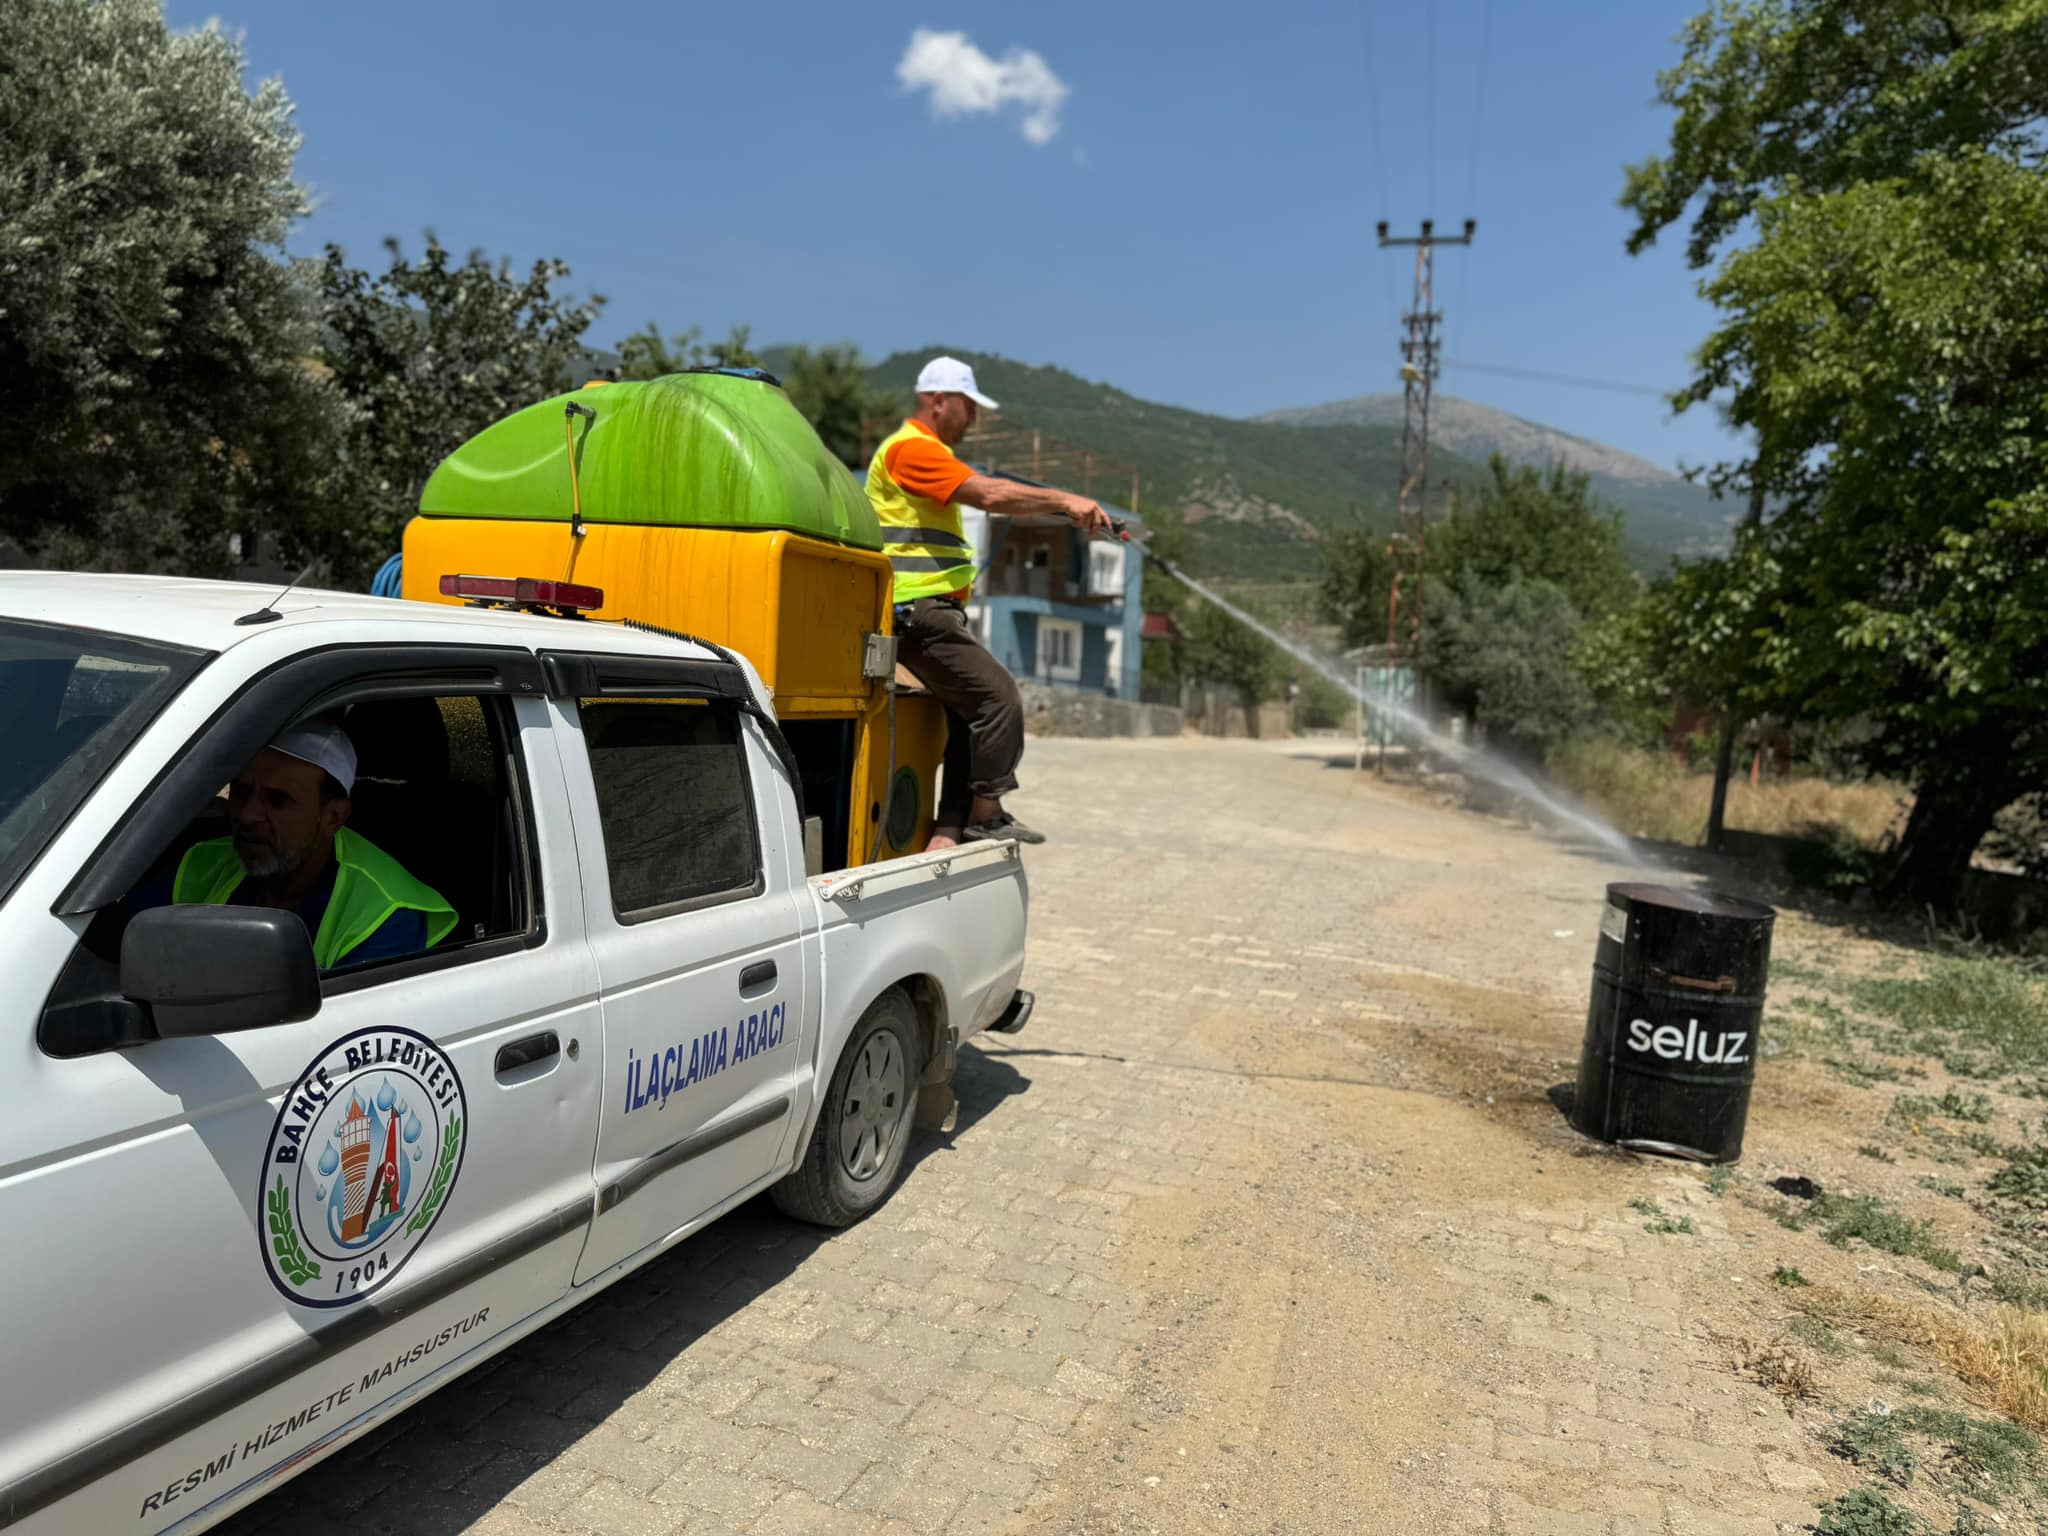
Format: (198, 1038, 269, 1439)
(1115, 524, 1655, 868)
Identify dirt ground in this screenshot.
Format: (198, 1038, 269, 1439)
(997, 737, 2045, 1536)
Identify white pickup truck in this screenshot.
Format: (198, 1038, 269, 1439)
(0, 573, 1031, 1535)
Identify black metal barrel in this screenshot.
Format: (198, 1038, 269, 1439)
(1570, 882, 1776, 1163)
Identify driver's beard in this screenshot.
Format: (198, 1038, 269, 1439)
(235, 840, 307, 882)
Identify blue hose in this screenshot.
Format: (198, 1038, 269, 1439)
(369, 553, 403, 598)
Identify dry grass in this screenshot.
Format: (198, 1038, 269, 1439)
(1729, 1335, 1821, 1400)
(1550, 738, 1909, 849)
(1789, 1285, 2048, 1431)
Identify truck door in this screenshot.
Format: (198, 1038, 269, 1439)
(2, 643, 603, 1534)
(544, 651, 809, 1286)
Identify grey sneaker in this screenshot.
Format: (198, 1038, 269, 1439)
(963, 813, 1046, 846)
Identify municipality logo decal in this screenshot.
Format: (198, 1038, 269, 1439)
(258, 1028, 467, 1308)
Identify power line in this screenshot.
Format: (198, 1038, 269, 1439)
(1359, 2, 1395, 318)
(1461, 0, 1493, 216)
(1441, 357, 1672, 398)
(1452, 0, 1494, 362)
(1424, 6, 1437, 211)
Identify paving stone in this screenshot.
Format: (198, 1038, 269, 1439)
(745, 1433, 871, 1504)
(1499, 1494, 1612, 1535)
(1760, 1455, 1827, 1494)
(841, 1462, 969, 1534)
(752, 1489, 909, 1535)
(648, 1462, 780, 1522)
(560, 1478, 689, 1536)
(1665, 1501, 1782, 1536)
(1656, 1437, 1761, 1478)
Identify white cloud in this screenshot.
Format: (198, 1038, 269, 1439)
(896, 27, 1070, 146)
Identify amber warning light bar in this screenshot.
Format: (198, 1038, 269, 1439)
(439, 574, 604, 615)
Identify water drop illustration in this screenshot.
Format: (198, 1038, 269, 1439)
(375, 1078, 396, 1113)
(317, 1143, 340, 1177)
(403, 1112, 424, 1145)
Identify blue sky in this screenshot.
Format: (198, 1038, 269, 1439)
(176, 0, 1738, 474)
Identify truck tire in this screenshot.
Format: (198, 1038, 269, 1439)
(772, 988, 923, 1227)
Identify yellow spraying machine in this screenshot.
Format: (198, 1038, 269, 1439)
(401, 368, 946, 871)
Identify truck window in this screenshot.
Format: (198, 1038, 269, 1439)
(332, 693, 536, 963)
(116, 693, 537, 976)
(580, 699, 762, 919)
(0, 620, 204, 904)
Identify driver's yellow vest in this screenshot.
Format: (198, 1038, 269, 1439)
(172, 827, 457, 969)
(865, 421, 977, 602)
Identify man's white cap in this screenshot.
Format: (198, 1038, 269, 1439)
(914, 356, 998, 410)
(270, 719, 357, 795)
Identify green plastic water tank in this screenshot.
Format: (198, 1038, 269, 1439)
(418, 371, 885, 551)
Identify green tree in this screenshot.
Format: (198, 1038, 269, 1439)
(1625, 0, 2048, 905)
(1425, 574, 1597, 764)
(1317, 523, 1395, 651)
(1430, 456, 1638, 621)
(0, 0, 337, 574)
(307, 235, 605, 585)
(1579, 530, 1788, 820)
(780, 344, 901, 468)
(615, 323, 760, 380)
(1318, 457, 1634, 654)
(1181, 595, 1280, 731)
(1624, 0, 2048, 268)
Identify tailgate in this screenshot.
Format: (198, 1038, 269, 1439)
(810, 840, 1028, 1041)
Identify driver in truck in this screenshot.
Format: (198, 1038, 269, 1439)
(867, 356, 1113, 849)
(132, 718, 457, 971)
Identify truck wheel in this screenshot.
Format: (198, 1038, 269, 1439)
(772, 988, 923, 1227)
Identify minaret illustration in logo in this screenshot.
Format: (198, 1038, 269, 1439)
(337, 1095, 375, 1241)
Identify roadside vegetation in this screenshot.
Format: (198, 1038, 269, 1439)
(1704, 934, 2048, 1530)
(1548, 738, 1907, 855)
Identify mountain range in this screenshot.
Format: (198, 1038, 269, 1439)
(865, 349, 1738, 581)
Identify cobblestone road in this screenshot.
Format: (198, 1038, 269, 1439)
(225, 738, 1840, 1536)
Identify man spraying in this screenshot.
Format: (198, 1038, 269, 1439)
(866, 356, 1112, 848)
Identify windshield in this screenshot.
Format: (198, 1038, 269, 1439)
(0, 620, 206, 904)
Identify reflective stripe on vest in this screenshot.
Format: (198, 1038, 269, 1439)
(864, 421, 977, 601)
(171, 826, 458, 970)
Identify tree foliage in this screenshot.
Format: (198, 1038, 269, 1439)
(1318, 525, 1395, 652)
(306, 235, 605, 586)
(0, 0, 336, 574)
(1180, 592, 1280, 707)
(1623, 0, 2048, 268)
(615, 322, 759, 380)
(1626, 0, 2048, 905)
(1319, 453, 1635, 758)
(779, 344, 901, 468)
(1425, 575, 1598, 764)
(1430, 457, 1638, 621)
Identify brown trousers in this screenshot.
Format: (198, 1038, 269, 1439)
(896, 597, 1023, 828)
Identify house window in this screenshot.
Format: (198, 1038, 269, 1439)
(1088, 543, 1126, 598)
(1038, 619, 1083, 683)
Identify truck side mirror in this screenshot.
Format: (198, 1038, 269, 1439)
(121, 906, 322, 1038)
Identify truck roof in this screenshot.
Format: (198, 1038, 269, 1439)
(0, 572, 733, 667)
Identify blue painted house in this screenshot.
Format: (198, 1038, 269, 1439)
(958, 472, 1145, 699)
